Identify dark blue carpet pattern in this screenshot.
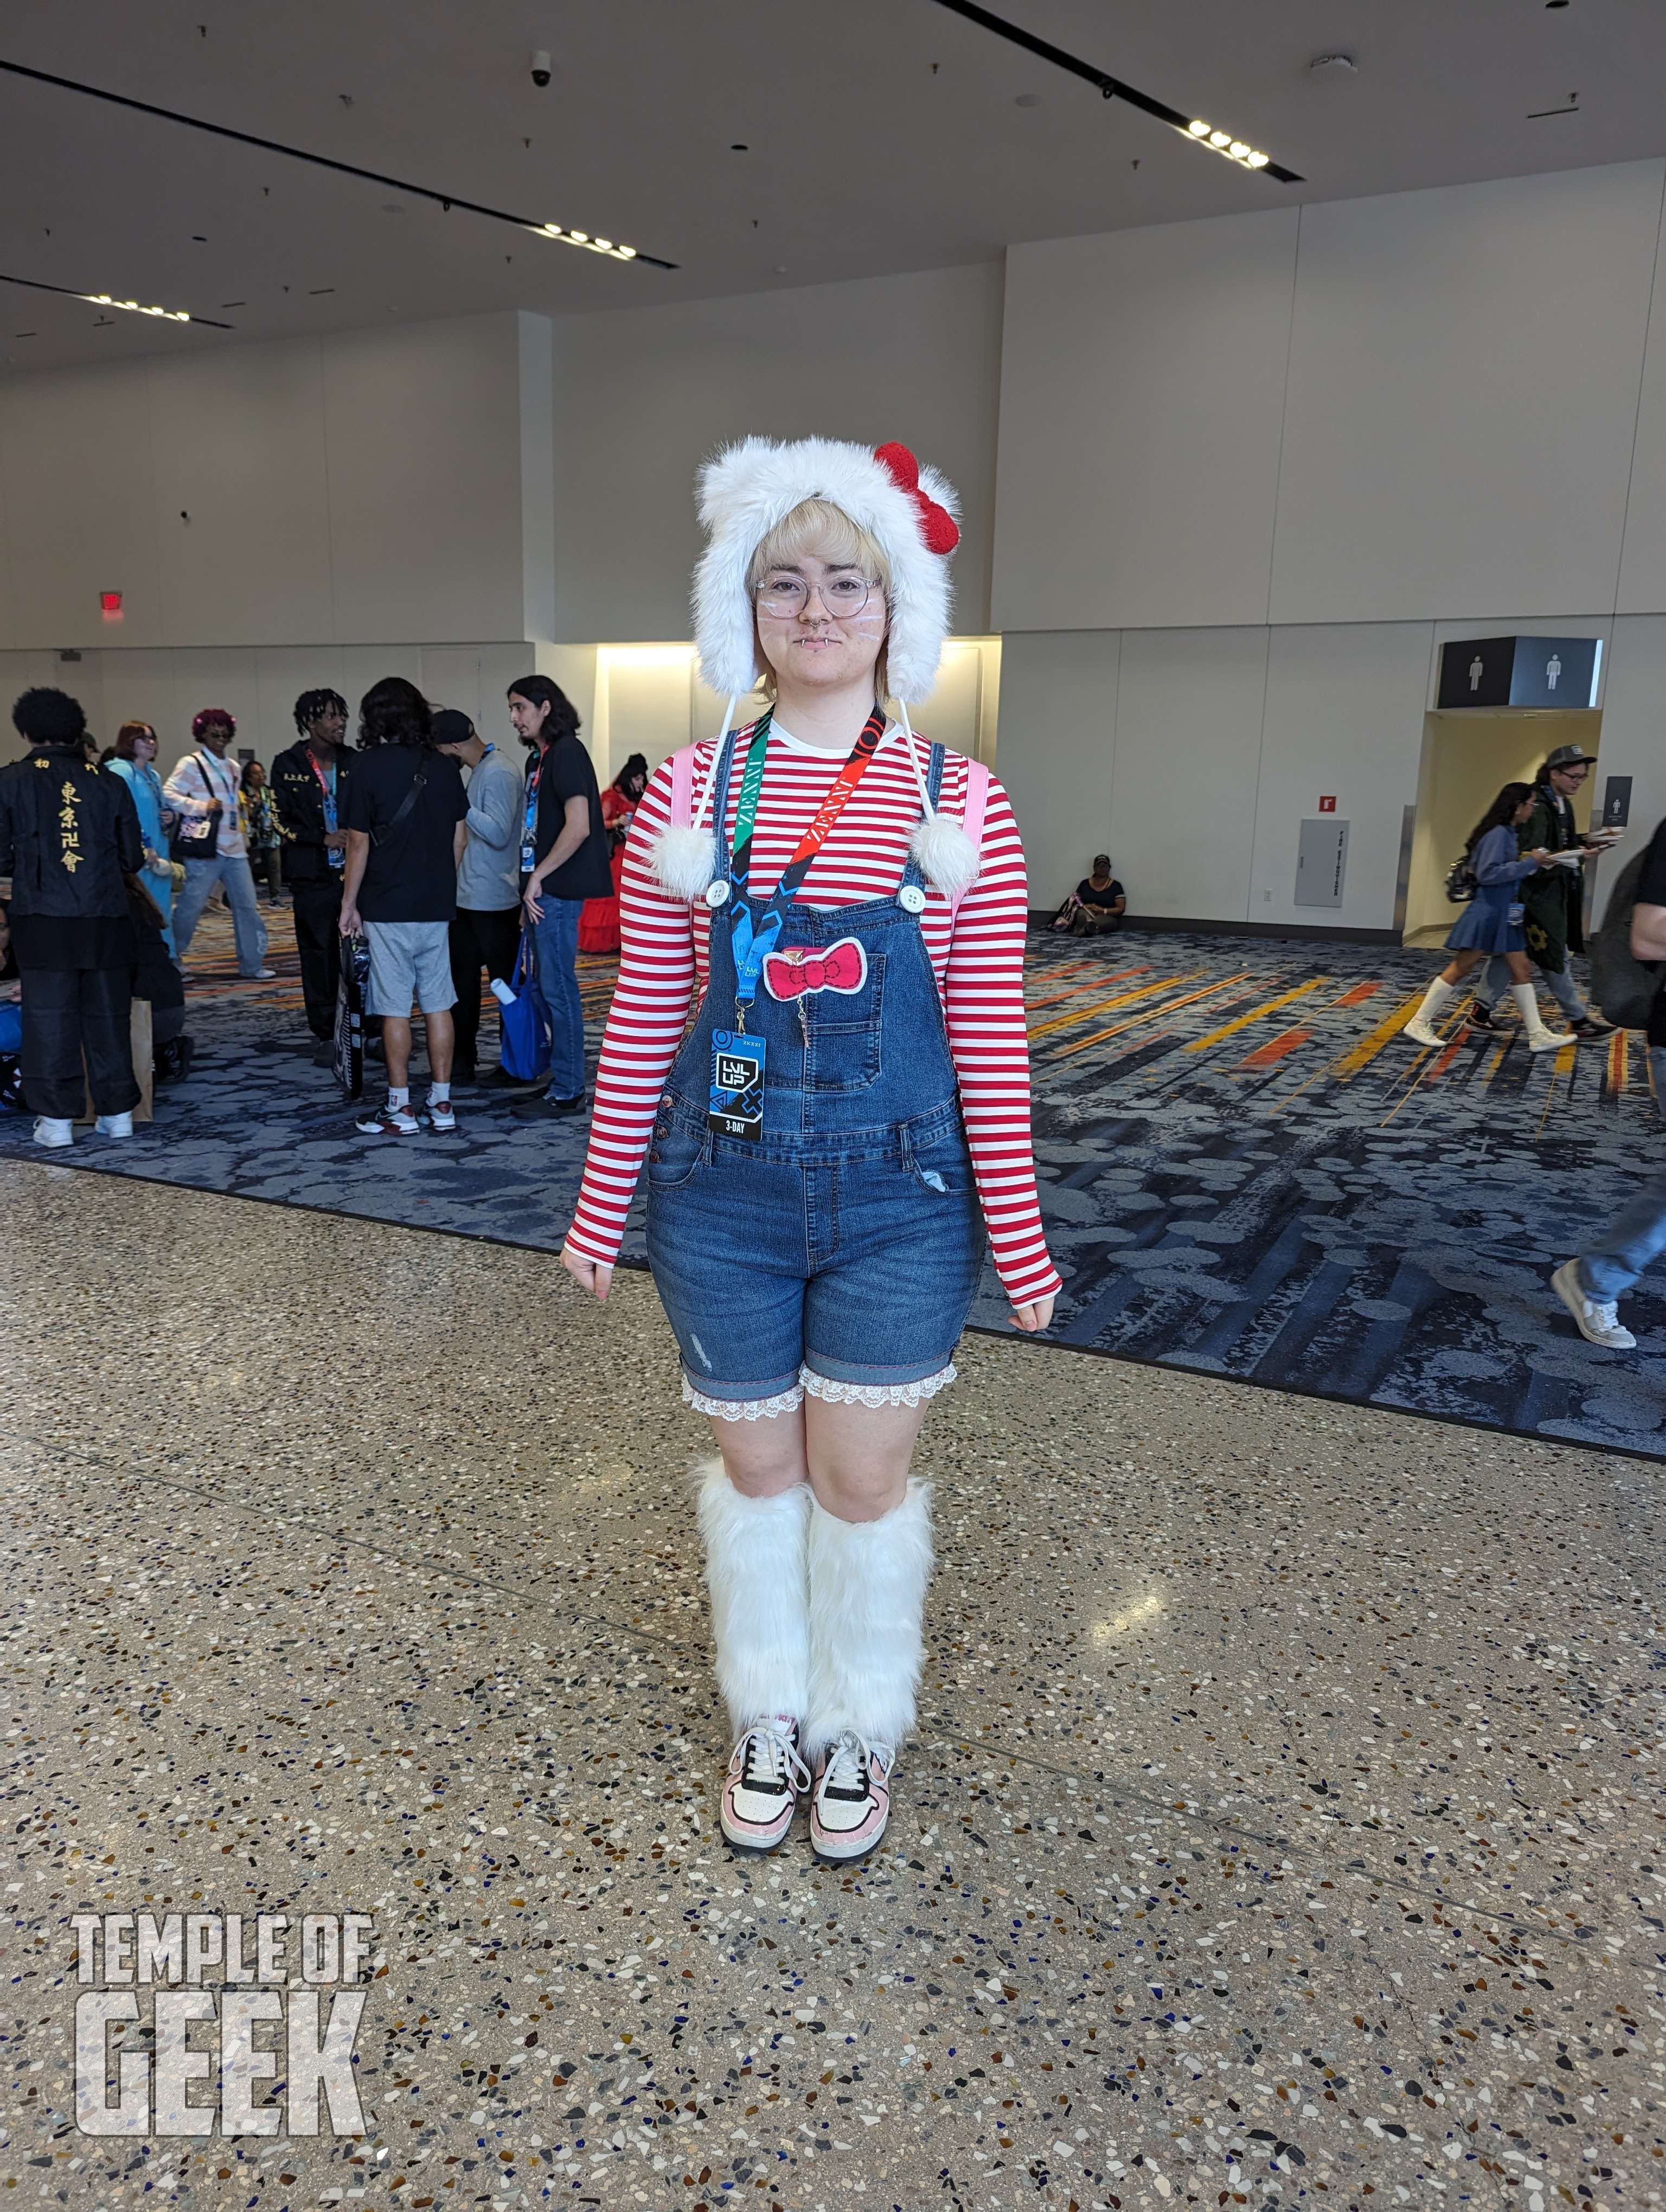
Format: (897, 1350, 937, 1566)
(5, 907, 1664, 1457)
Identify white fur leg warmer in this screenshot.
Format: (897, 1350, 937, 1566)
(694, 1459, 810, 1734)
(804, 1480, 934, 1760)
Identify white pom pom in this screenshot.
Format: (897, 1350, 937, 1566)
(910, 813, 981, 902)
(648, 823, 719, 903)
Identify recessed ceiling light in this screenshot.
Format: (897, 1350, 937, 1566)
(1307, 52, 1357, 76)
(1014, 92, 1041, 107)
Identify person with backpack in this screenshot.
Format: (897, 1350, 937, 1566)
(338, 678, 469, 1136)
(559, 436, 1059, 1862)
(1405, 781, 1575, 1051)
(1552, 814, 1666, 1349)
(1465, 743, 1615, 1040)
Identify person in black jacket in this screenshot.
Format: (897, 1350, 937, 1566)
(271, 689, 353, 1062)
(0, 687, 143, 1146)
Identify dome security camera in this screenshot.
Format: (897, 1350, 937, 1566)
(530, 49, 552, 86)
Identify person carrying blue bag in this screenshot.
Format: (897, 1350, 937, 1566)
(496, 925, 552, 1085)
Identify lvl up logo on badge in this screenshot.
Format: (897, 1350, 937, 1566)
(73, 1909, 375, 2138)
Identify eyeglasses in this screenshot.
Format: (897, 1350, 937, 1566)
(753, 572, 877, 621)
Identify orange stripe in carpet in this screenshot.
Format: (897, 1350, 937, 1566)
(1331, 979, 1383, 1008)
(1237, 1024, 1313, 1070)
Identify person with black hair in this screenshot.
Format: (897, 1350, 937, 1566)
(579, 753, 650, 955)
(272, 687, 354, 1060)
(509, 673, 612, 1117)
(1468, 743, 1616, 1040)
(339, 677, 469, 1135)
(1405, 781, 1575, 1052)
(0, 687, 144, 1145)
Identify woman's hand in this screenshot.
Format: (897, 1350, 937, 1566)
(1009, 1296, 1055, 1334)
(561, 1245, 613, 1302)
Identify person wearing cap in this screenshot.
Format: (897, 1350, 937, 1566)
(163, 708, 273, 980)
(560, 437, 1060, 1863)
(1468, 743, 1613, 1041)
(432, 706, 523, 1085)
(271, 689, 355, 1064)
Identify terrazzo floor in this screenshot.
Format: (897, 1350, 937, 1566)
(3, 1166, 1662, 2207)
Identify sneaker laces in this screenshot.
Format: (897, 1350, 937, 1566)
(816, 1728, 891, 1804)
(734, 1722, 809, 1799)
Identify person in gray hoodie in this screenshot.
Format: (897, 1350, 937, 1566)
(434, 708, 524, 1085)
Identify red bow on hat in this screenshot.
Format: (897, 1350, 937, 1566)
(763, 938, 867, 1001)
(875, 442, 960, 556)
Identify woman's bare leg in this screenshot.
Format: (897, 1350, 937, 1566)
(708, 1407, 809, 1498)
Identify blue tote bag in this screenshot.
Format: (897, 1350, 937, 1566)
(498, 925, 552, 1083)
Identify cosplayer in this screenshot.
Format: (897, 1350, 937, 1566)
(562, 438, 1059, 1859)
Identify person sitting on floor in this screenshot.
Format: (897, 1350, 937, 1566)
(1052, 855, 1126, 935)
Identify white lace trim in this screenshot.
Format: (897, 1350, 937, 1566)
(682, 1377, 805, 1422)
(800, 1362, 957, 1409)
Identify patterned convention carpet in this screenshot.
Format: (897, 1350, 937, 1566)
(5, 901, 1665, 1458)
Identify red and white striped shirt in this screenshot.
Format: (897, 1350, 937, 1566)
(566, 724, 1061, 1307)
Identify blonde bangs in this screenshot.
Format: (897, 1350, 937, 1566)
(747, 499, 892, 597)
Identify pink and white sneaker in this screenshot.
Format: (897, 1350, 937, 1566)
(721, 1717, 809, 1854)
(810, 1731, 893, 1862)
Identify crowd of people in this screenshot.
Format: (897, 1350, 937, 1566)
(0, 670, 646, 1145)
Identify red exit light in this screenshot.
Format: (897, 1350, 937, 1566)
(100, 591, 123, 621)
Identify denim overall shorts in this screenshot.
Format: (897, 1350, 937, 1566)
(645, 728, 986, 1412)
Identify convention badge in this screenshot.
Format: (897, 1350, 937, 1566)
(708, 1028, 766, 1142)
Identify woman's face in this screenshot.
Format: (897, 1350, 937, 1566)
(132, 730, 157, 762)
(246, 762, 265, 790)
(626, 770, 646, 801)
(1513, 795, 1536, 825)
(753, 548, 887, 696)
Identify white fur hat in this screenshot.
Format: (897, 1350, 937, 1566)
(692, 436, 960, 704)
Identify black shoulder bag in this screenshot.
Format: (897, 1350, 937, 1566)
(371, 762, 427, 847)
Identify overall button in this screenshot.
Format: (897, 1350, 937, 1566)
(704, 879, 731, 908)
(898, 883, 927, 914)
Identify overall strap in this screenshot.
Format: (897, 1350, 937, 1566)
(898, 742, 947, 893)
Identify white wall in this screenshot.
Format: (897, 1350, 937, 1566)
(994, 211, 1298, 632)
(1268, 163, 1664, 624)
(0, 312, 549, 653)
(549, 263, 1005, 645)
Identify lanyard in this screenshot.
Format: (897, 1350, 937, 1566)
(727, 705, 886, 1019)
(729, 705, 886, 903)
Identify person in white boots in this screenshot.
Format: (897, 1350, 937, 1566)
(560, 436, 1060, 1860)
(1406, 781, 1576, 1054)
(0, 687, 145, 1148)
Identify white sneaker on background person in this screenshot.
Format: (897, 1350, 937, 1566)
(1551, 1260, 1637, 1349)
(94, 1111, 134, 1140)
(32, 1116, 73, 1148)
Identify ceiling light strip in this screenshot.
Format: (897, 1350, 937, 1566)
(0, 57, 676, 271)
(0, 269, 233, 328)
(922, 0, 1303, 183)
